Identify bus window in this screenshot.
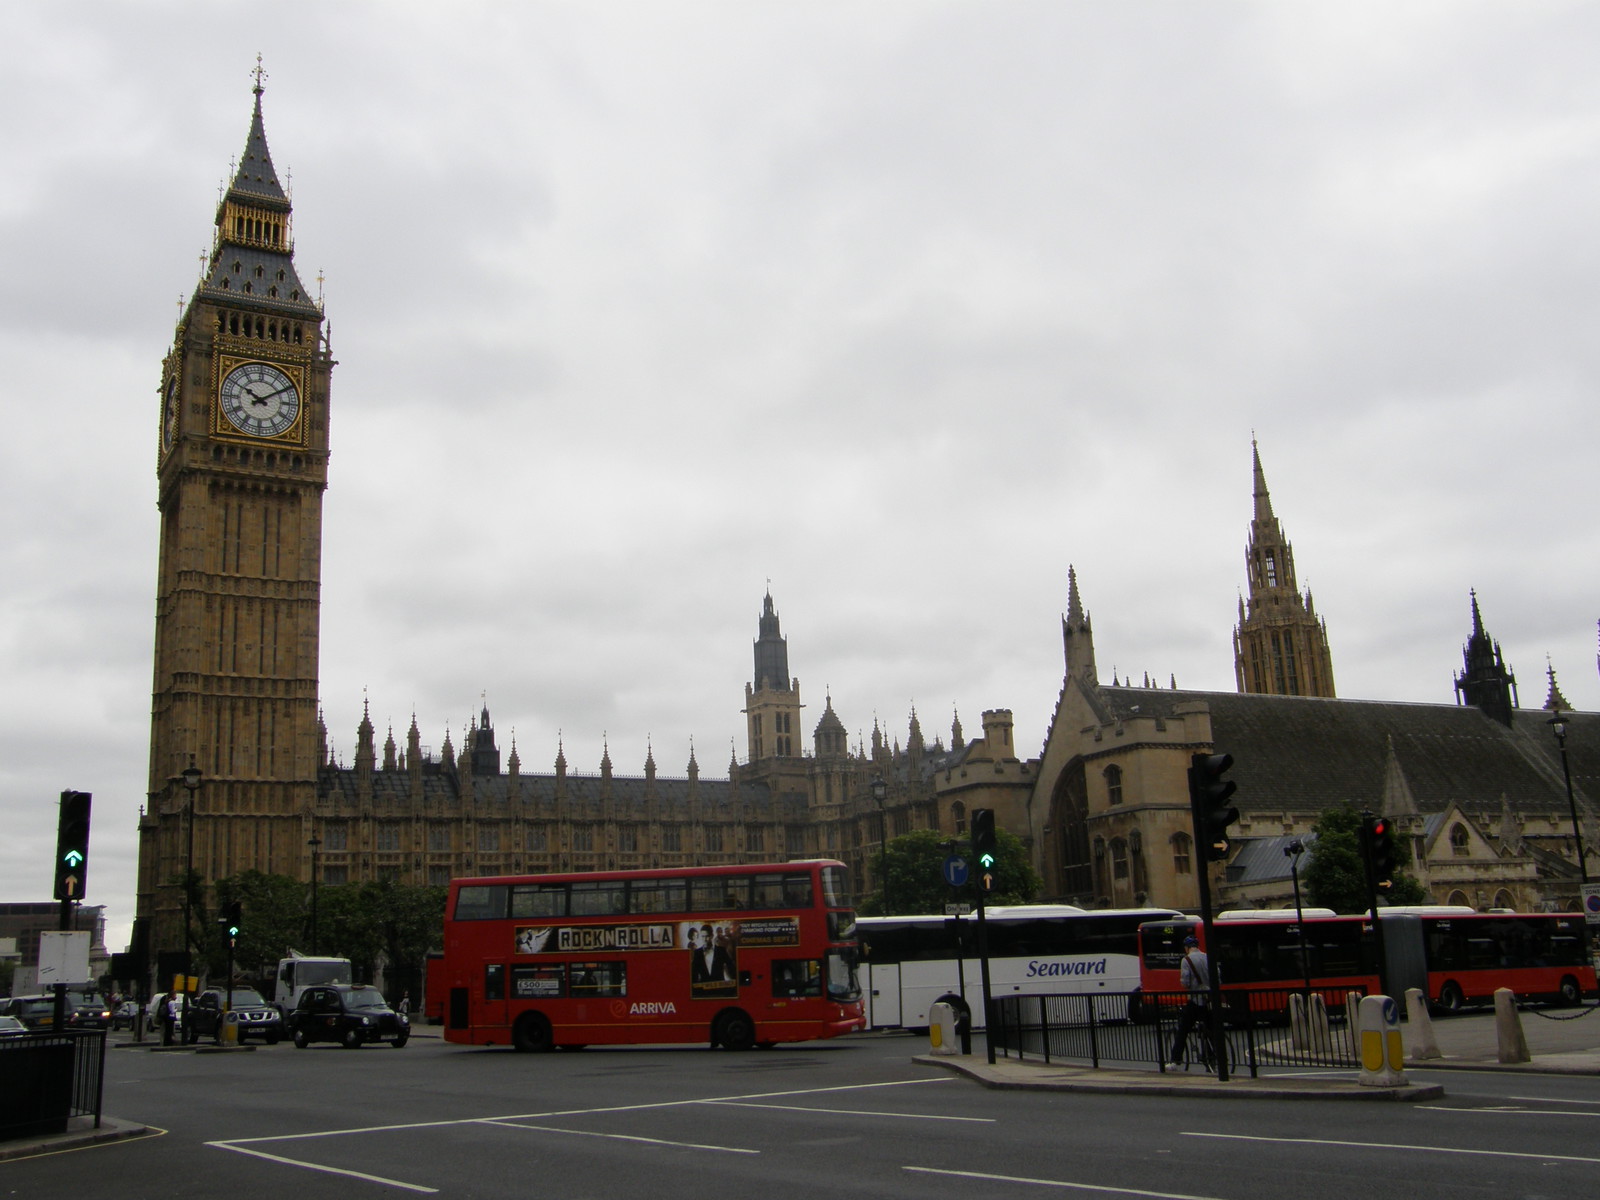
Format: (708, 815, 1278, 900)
(773, 959, 823, 997)
(691, 877, 747, 911)
(828, 910, 857, 942)
(511, 965, 564, 999)
(570, 962, 626, 997)
(629, 878, 687, 914)
(820, 866, 850, 908)
(456, 885, 509, 921)
(570, 881, 627, 916)
(511, 884, 567, 919)
(485, 963, 505, 1002)
(750, 874, 786, 909)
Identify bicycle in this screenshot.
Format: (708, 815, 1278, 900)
(1169, 1015, 1236, 1075)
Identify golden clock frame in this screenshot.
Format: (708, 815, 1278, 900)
(210, 344, 311, 446)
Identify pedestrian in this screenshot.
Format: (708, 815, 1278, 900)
(397, 991, 410, 1015)
(1169, 935, 1211, 1067)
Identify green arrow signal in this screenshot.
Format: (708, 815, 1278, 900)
(63, 850, 84, 867)
(978, 852, 996, 869)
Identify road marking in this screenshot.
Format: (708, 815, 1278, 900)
(1423, 1106, 1600, 1119)
(1506, 1094, 1600, 1106)
(480, 1120, 758, 1154)
(210, 1143, 439, 1193)
(1184, 1131, 1600, 1166)
(906, 1166, 1226, 1199)
(707, 1100, 994, 1122)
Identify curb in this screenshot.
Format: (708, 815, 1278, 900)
(0, 1117, 155, 1162)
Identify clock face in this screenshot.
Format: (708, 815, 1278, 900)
(219, 362, 301, 438)
(161, 377, 179, 453)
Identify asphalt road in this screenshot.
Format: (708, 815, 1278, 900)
(7, 1030, 1599, 1199)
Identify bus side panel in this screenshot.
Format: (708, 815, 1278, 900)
(863, 961, 902, 1029)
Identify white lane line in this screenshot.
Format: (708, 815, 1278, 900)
(209, 1142, 439, 1193)
(706, 1100, 994, 1122)
(906, 1165, 1226, 1199)
(1184, 1131, 1600, 1166)
(1506, 1094, 1600, 1106)
(1423, 1106, 1600, 1118)
(213, 1076, 952, 1147)
(481, 1119, 758, 1154)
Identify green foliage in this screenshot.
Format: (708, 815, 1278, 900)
(1304, 803, 1427, 913)
(206, 872, 445, 996)
(863, 826, 1041, 915)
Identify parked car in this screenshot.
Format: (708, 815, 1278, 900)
(1, 995, 57, 1030)
(187, 987, 284, 1044)
(0, 1015, 29, 1037)
(288, 984, 409, 1049)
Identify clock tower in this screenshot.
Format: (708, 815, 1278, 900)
(136, 72, 332, 963)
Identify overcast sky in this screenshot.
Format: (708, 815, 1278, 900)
(5, 2, 1598, 955)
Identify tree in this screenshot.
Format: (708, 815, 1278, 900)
(1303, 803, 1426, 912)
(863, 826, 1041, 915)
(317, 880, 446, 999)
(210, 870, 318, 983)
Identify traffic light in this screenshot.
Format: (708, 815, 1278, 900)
(220, 900, 243, 947)
(971, 809, 997, 892)
(1188, 753, 1238, 862)
(54, 790, 92, 901)
(1363, 815, 1398, 893)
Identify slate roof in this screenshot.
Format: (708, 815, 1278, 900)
(1096, 686, 1598, 819)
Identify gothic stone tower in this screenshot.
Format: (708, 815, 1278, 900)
(744, 590, 803, 762)
(136, 76, 332, 960)
(1232, 440, 1336, 698)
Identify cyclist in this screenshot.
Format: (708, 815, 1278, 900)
(1168, 935, 1211, 1067)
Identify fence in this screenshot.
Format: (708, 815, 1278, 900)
(990, 987, 1369, 1078)
(0, 1029, 107, 1142)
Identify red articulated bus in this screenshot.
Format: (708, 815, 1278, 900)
(1138, 910, 1596, 1014)
(441, 859, 865, 1051)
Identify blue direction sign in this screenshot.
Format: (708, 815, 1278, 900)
(942, 854, 969, 888)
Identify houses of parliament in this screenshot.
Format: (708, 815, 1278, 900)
(134, 83, 1599, 961)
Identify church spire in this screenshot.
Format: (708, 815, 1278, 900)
(1455, 589, 1519, 726)
(1233, 439, 1336, 697)
(1062, 564, 1098, 687)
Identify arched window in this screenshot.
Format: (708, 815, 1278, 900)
(1492, 889, 1513, 910)
(1450, 824, 1470, 856)
(1104, 765, 1123, 806)
(951, 801, 967, 835)
(1172, 832, 1192, 876)
(1446, 889, 1470, 907)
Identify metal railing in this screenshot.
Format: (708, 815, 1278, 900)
(0, 1029, 106, 1142)
(990, 987, 1369, 1079)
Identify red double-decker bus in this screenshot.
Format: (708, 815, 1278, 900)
(441, 860, 865, 1051)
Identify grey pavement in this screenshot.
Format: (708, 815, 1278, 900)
(7, 1007, 1598, 1160)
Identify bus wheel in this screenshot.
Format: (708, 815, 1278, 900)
(512, 1011, 554, 1053)
(714, 1009, 756, 1051)
(1439, 982, 1465, 1014)
(1558, 975, 1582, 1006)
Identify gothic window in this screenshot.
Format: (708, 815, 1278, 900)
(232, 261, 242, 274)
(951, 802, 967, 835)
(705, 826, 724, 853)
(1110, 838, 1129, 880)
(1446, 889, 1470, 907)
(375, 823, 400, 852)
(253, 265, 265, 278)
(323, 823, 348, 851)
(1492, 889, 1513, 910)
(572, 826, 594, 852)
(276, 269, 286, 282)
(477, 826, 500, 852)
(1092, 837, 1107, 896)
(1265, 554, 1277, 587)
(662, 826, 681, 852)
(893, 811, 910, 837)
(525, 825, 547, 852)
(1129, 829, 1147, 894)
(267, 286, 278, 298)
(1104, 765, 1123, 806)
(427, 825, 451, 852)
(323, 865, 348, 886)
(747, 827, 765, 853)
(786, 828, 806, 857)
(619, 826, 637, 852)
(242, 282, 252, 294)
(428, 866, 452, 887)
(1172, 832, 1193, 876)
(1450, 824, 1470, 856)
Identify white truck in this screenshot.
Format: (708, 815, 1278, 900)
(272, 952, 353, 1018)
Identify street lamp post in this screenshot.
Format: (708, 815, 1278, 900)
(180, 759, 202, 972)
(308, 831, 322, 954)
(1547, 712, 1589, 884)
(1284, 839, 1312, 997)
(870, 776, 889, 915)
